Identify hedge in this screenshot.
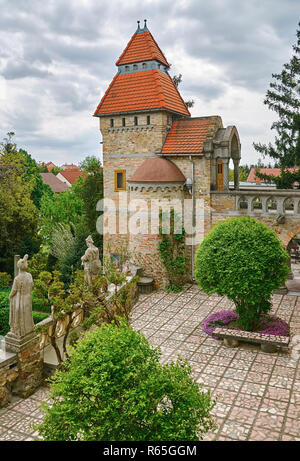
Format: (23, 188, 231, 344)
(0, 308, 48, 336)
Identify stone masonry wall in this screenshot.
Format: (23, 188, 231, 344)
(100, 111, 172, 260)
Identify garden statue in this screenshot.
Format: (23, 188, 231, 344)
(9, 254, 34, 338)
(81, 235, 102, 285)
(122, 260, 131, 275)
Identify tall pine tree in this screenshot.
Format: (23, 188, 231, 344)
(253, 23, 300, 188)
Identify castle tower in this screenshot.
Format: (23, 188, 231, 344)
(94, 21, 190, 267)
(94, 21, 241, 286)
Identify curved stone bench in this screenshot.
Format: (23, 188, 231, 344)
(214, 327, 290, 353)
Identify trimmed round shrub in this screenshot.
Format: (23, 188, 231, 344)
(195, 217, 289, 331)
(37, 321, 216, 441)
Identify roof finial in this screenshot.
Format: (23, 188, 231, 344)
(144, 19, 147, 29)
(137, 20, 140, 30)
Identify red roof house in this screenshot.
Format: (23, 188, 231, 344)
(56, 170, 86, 187)
(247, 167, 298, 183)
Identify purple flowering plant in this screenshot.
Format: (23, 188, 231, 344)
(203, 310, 289, 338)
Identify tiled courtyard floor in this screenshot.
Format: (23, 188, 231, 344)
(0, 285, 299, 441)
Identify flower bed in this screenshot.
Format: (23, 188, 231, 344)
(203, 309, 289, 339)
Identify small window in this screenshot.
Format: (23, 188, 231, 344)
(122, 117, 126, 127)
(134, 116, 138, 126)
(114, 170, 126, 191)
(147, 115, 151, 125)
(133, 64, 138, 70)
(142, 62, 147, 69)
(110, 119, 114, 128)
(125, 65, 130, 71)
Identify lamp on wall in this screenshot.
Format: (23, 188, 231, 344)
(185, 177, 193, 194)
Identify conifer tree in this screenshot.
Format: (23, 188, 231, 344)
(253, 23, 300, 188)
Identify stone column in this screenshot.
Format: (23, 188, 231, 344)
(233, 159, 240, 190)
(223, 159, 229, 191)
(14, 255, 20, 278)
(211, 158, 217, 190)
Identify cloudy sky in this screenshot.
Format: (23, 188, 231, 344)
(0, 0, 299, 166)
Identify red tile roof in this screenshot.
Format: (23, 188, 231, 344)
(128, 157, 186, 183)
(247, 167, 298, 183)
(161, 119, 211, 154)
(116, 31, 170, 67)
(94, 69, 190, 117)
(58, 170, 87, 185)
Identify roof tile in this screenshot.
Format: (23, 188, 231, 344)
(94, 69, 190, 116)
(161, 119, 211, 154)
(116, 31, 170, 67)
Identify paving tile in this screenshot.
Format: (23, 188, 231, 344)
(264, 386, 291, 402)
(248, 427, 281, 441)
(260, 397, 287, 416)
(220, 421, 252, 440)
(254, 412, 284, 431)
(234, 393, 262, 411)
(230, 407, 257, 425)
(283, 417, 300, 437)
(240, 382, 266, 397)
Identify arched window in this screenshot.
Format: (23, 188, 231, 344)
(267, 197, 277, 213)
(252, 197, 262, 212)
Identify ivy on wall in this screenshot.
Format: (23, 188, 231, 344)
(158, 209, 188, 292)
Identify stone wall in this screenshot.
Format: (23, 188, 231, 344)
(100, 111, 172, 260)
(210, 190, 300, 249)
(0, 335, 43, 407)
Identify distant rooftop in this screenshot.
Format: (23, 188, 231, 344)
(40, 173, 68, 193)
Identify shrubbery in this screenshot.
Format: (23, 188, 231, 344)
(195, 217, 289, 331)
(0, 273, 11, 289)
(37, 321, 216, 441)
(0, 308, 48, 336)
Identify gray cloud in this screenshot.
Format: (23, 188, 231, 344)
(0, 0, 298, 164)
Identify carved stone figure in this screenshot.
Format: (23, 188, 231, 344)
(9, 254, 34, 338)
(81, 235, 102, 284)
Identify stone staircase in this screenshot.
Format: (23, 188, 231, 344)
(129, 263, 154, 294)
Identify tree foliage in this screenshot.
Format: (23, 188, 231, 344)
(37, 321, 216, 441)
(172, 74, 195, 109)
(0, 133, 40, 272)
(194, 217, 289, 331)
(253, 23, 300, 188)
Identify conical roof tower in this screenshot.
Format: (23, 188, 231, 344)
(94, 20, 190, 117)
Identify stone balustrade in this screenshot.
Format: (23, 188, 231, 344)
(211, 189, 300, 217)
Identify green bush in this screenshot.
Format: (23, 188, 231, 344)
(37, 321, 216, 441)
(0, 308, 48, 336)
(195, 217, 289, 331)
(0, 272, 12, 289)
(0, 308, 10, 336)
(0, 290, 10, 308)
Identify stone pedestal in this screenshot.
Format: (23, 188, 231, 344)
(4, 333, 43, 398)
